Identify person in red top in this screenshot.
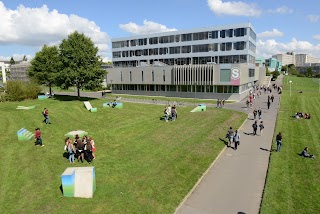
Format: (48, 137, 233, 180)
(42, 108, 51, 124)
(35, 128, 44, 146)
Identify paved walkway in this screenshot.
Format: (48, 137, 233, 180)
(56, 76, 283, 214)
(176, 75, 283, 214)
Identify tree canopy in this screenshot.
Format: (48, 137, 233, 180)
(28, 45, 60, 94)
(57, 31, 105, 98)
(306, 67, 313, 77)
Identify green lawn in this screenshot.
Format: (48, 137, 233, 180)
(0, 96, 246, 214)
(261, 76, 320, 213)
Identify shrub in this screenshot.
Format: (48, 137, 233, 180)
(297, 73, 306, 77)
(4, 81, 41, 101)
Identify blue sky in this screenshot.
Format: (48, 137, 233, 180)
(0, 0, 320, 61)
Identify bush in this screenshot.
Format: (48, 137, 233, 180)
(4, 81, 41, 101)
(313, 73, 320, 78)
(297, 73, 306, 77)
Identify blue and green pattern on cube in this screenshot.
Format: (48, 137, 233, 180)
(190, 104, 206, 112)
(17, 128, 34, 140)
(38, 95, 48, 100)
(61, 167, 96, 198)
(90, 108, 97, 112)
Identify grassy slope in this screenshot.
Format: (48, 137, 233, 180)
(261, 76, 320, 213)
(0, 97, 246, 214)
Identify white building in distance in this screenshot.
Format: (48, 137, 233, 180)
(106, 23, 266, 101)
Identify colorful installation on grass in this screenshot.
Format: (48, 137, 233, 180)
(84, 101, 97, 112)
(61, 167, 96, 198)
(17, 128, 34, 140)
(190, 104, 206, 112)
(64, 130, 88, 138)
(16, 105, 36, 110)
(38, 95, 48, 100)
(102, 102, 123, 108)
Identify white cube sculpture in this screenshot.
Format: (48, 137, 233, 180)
(61, 166, 96, 198)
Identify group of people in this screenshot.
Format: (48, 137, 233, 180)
(216, 99, 226, 108)
(164, 105, 177, 122)
(65, 135, 96, 164)
(294, 112, 311, 119)
(226, 127, 240, 150)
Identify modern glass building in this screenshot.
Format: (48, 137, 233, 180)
(106, 23, 265, 101)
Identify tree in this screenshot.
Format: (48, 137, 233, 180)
(22, 55, 28, 61)
(288, 64, 298, 75)
(57, 31, 105, 98)
(272, 70, 280, 78)
(306, 67, 313, 77)
(28, 45, 60, 95)
(10, 57, 15, 65)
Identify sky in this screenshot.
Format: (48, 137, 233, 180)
(0, 0, 320, 62)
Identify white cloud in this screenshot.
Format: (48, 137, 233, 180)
(0, 54, 33, 61)
(307, 15, 320, 23)
(119, 20, 177, 35)
(258, 29, 284, 38)
(257, 38, 320, 58)
(268, 6, 293, 14)
(314, 35, 320, 40)
(207, 0, 261, 16)
(0, 2, 110, 57)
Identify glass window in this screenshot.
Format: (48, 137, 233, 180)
(234, 41, 246, 50)
(130, 71, 132, 81)
(121, 71, 123, 81)
(175, 35, 180, 42)
(226, 42, 232, 51)
(234, 28, 247, 37)
(142, 71, 144, 81)
(249, 68, 255, 77)
(220, 69, 231, 82)
(149, 37, 158, 45)
(181, 46, 191, 53)
(181, 34, 192, 41)
(193, 44, 209, 53)
(152, 70, 154, 81)
(220, 30, 226, 38)
(212, 31, 219, 39)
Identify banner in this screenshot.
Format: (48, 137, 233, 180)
(230, 67, 240, 85)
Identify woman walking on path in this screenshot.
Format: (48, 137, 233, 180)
(253, 108, 257, 120)
(252, 121, 258, 135)
(258, 108, 262, 120)
(227, 127, 234, 147)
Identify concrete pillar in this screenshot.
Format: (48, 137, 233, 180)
(0, 62, 6, 83)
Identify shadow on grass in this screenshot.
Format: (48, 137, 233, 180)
(219, 138, 228, 146)
(59, 184, 63, 194)
(54, 95, 97, 102)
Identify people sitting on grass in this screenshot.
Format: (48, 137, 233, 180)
(300, 147, 315, 159)
(293, 112, 311, 119)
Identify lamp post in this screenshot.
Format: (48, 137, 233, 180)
(289, 80, 292, 97)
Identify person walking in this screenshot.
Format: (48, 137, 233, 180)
(271, 95, 274, 102)
(227, 127, 234, 147)
(258, 108, 262, 120)
(252, 121, 258, 135)
(34, 128, 44, 146)
(276, 132, 282, 152)
(253, 108, 257, 120)
(267, 99, 271, 110)
(234, 130, 240, 150)
(43, 108, 51, 124)
(259, 121, 265, 136)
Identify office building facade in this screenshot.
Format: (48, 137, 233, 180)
(9, 61, 31, 82)
(106, 23, 265, 101)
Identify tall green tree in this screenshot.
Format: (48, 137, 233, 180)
(10, 57, 15, 65)
(306, 67, 313, 77)
(28, 45, 60, 95)
(57, 31, 105, 98)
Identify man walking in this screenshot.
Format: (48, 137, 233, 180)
(34, 128, 44, 146)
(234, 130, 240, 150)
(253, 108, 257, 120)
(258, 108, 262, 120)
(259, 121, 265, 136)
(252, 121, 258, 135)
(271, 95, 274, 102)
(43, 108, 51, 124)
(276, 132, 282, 152)
(267, 99, 271, 110)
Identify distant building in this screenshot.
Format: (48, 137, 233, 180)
(106, 23, 266, 101)
(9, 61, 31, 82)
(255, 57, 281, 72)
(272, 52, 320, 67)
(296, 63, 320, 74)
